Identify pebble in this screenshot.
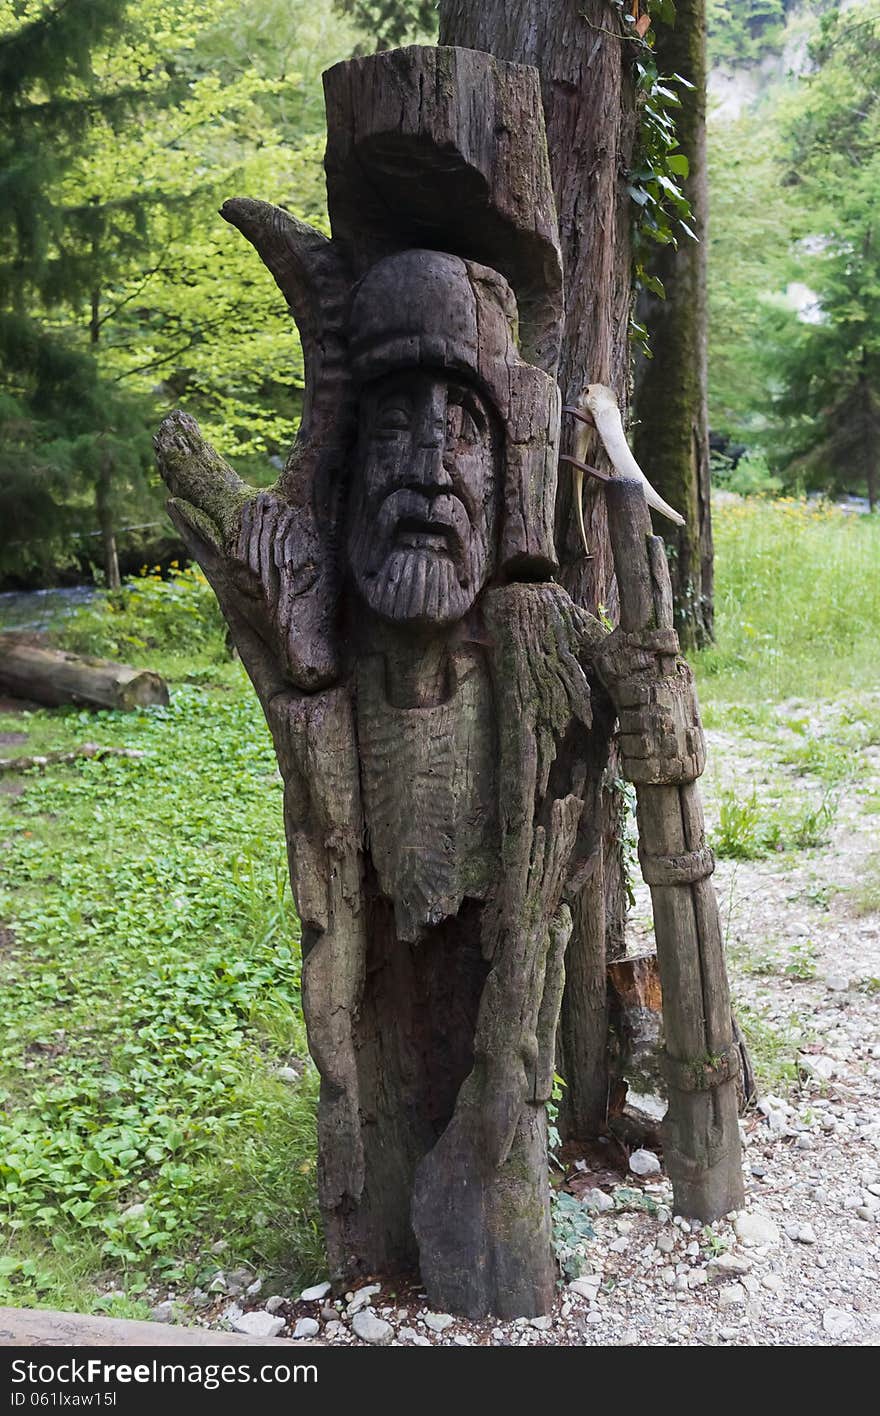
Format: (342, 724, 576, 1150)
(568, 1276, 601, 1301)
(347, 1284, 381, 1314)
(794, 1223, 817, 1244)
(531, 1316, 552, 1331)
(276, 1066, 302, 1083)
(231, 1312, 285, 1339)
(352, 1311, 393, 1345)
(761, 1273, 784, 1292)
(734, 1210, 781, 1248)
(300, 1281, 332, 1303)
(825, 974, 850, 992)
(245, 1278, 262, 1297)
(207, 1272, 228, 1294)
(324, 1321, 346, 1340)
(657, 1233, 675, 1254)
(823, 1307, 855, 1338)
(398, 1326, 419, 1343)
(320, 1305, 339, 1322)
(264, 1296, 285, 1314)
(453, 1334, 472, 1345)
(424, 1312, 454, 1333)
(706, 1252, 751, 1281)
(293, 1317, 319, 1339)
(717, 1283, 746, 1308)
(150, 1301, 175, 1324)
(799, 1054, 837, 1081)
(629, 1148, 661, 1177)
(581, 1187, 615, 1213)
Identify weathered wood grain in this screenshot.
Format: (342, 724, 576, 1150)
(600, 478, 743, 1222)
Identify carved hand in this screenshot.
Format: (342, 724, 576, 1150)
(594, 626, 706, 786)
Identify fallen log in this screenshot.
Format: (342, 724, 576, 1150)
(0, 643, 169, 711)
(0, 744, 145, 773)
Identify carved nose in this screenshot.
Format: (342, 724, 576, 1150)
(413, 441, 453, 488)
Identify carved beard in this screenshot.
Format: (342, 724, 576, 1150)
(348, 485, 493, 628)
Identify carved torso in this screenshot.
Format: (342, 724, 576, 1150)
(356, 646, 497, 942)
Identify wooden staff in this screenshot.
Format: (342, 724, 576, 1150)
(603, 477, 744, 1222)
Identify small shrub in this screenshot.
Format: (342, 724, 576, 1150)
(59, 564, 228, 663)
(714, 788, 765, 859)
(550, 1190, 595, 1281)
(713, 787, 836, 859)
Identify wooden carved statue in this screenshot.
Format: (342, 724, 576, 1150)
(155, 46, 743, 1320)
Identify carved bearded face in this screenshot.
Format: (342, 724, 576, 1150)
(346, 369, 500, 627)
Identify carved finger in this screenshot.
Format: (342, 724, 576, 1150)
(155, 411, 250, 550)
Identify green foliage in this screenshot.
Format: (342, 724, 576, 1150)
(618, 5, 697, 352)
(707, 0, 790, 66)
(550, 1190, 596, 1281)
(0, 679, 322, 1306)
(768, 8, 880, 507)
(58, 564, 228, 661)
(712, 785, 835, 859)
(0, 0, 364, 577)
(853, 854, 880, 918)
(693, 496, 880, 700)
(732, 999, 805, 1091)
(546, 1072, 566, 1163)
(711, 450, 783, 497)
(333, 0, 436, 50)
(630, 57, 695, 353)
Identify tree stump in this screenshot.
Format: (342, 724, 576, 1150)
(154, 44, 742, 1317)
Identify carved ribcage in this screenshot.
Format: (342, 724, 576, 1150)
(356, 652, 496, 942)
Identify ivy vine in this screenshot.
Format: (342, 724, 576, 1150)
(606, 0, 697, 353)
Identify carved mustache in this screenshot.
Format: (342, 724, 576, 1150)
(373, 488, 470, 564)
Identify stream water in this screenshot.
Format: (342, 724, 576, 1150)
(0, 585, 96, 634)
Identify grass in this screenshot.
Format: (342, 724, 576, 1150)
(854, 853, 880, 917)
(694, 497, 880, 702)
(0, 666, 323, 1312)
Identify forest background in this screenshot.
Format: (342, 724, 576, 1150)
(1, 0, 879, 589)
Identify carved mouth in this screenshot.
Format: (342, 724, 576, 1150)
(394, 516, 454, 556)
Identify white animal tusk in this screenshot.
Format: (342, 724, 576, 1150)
(582, 383, 686, 527)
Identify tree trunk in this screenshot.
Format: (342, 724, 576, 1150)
(96, 460, 121, 591)
(439, 0, 637, 1138)
(632, 1, 714, 646)
(0, 642, 168, 710)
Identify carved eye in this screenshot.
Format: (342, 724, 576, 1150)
(374, 398, 412, 436)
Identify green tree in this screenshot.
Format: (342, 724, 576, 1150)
(1, 0, 362, 579)
(770, 7, 880, 509)
(333, 0, 437, 50)
(0, 0, 153, 582)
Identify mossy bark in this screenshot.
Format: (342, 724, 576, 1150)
(633, 0, 714, 647)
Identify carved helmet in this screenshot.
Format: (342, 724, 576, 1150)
(347, 248, 560, 578)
